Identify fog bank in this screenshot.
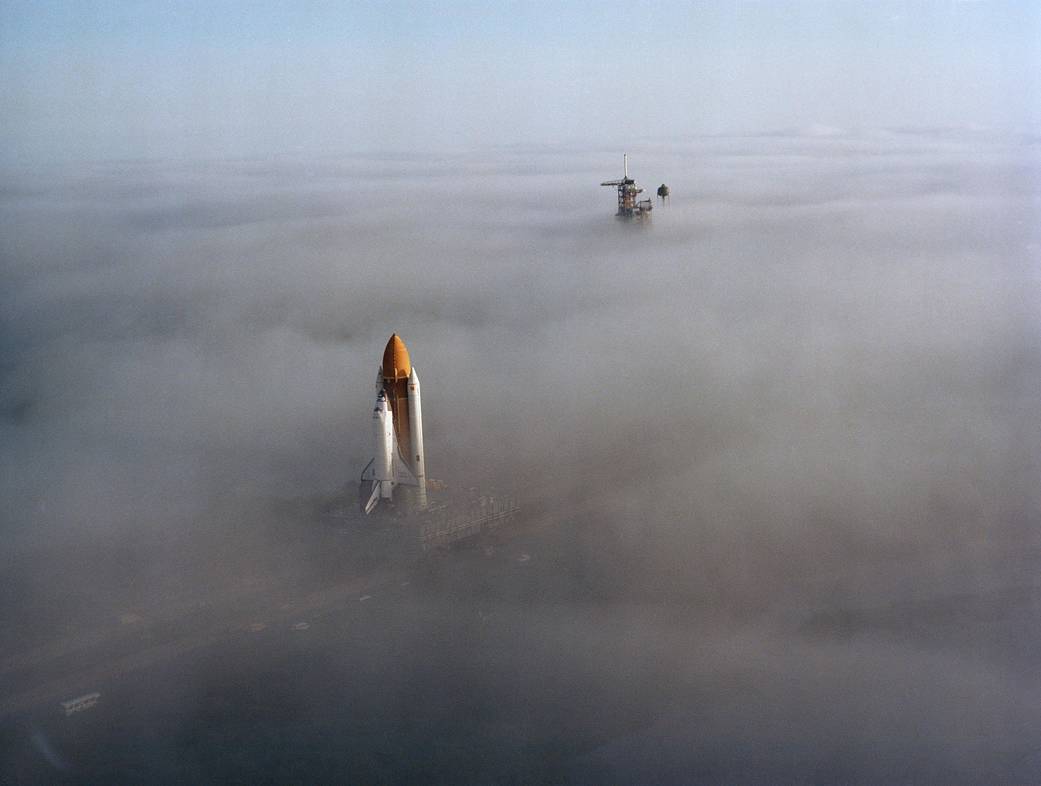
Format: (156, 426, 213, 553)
(2, 128, 1040, 781)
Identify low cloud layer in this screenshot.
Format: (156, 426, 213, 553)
(2, 129, 1040, 780)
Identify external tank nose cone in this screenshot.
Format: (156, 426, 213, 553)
(382, 333, 411, 381)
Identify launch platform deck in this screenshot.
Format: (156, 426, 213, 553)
(418, 495, 521, 552)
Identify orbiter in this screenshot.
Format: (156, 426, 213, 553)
(360, 334, 427, 514)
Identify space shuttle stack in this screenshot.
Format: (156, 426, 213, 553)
(360, 334, 428, 514)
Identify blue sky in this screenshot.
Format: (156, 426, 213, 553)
(1, 1, 1038, 163)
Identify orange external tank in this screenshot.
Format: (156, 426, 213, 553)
(381, 334, 412, 465)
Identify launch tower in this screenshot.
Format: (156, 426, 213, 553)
(601, 154, 654, 219)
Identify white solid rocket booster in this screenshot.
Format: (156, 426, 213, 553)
(407, 367, 427, 509)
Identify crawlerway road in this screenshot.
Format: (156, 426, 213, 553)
(0, 566, 402, 720)
(0, 503, 570, 722)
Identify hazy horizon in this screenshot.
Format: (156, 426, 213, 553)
(2, 1, 1039, 166)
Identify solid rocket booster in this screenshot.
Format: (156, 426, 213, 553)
(407, 367, 426, 508)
